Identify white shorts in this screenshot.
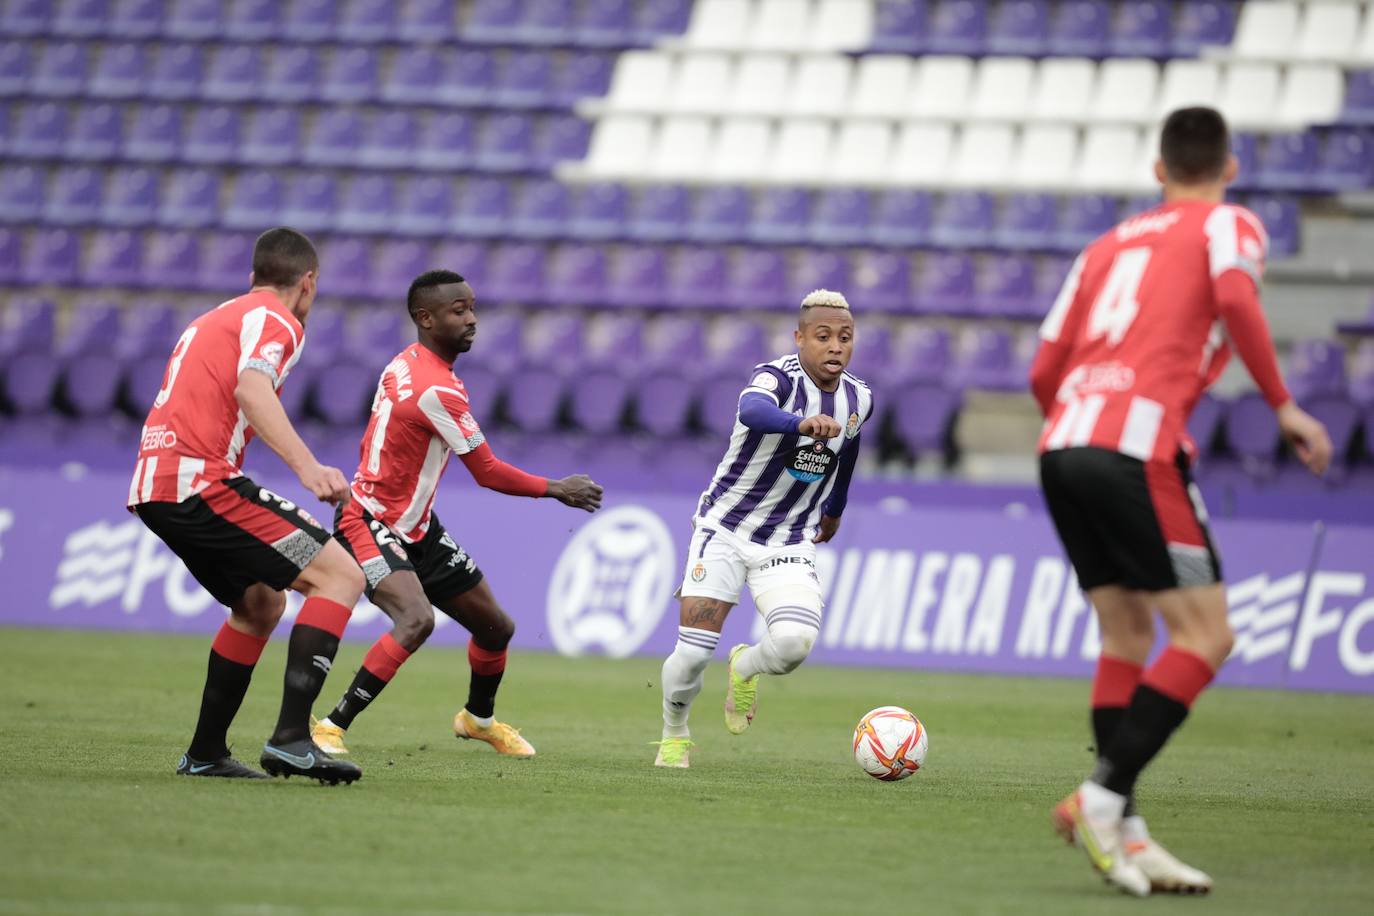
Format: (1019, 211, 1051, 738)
(677, 524, 822, 605)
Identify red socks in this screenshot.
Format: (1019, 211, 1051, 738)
(1142, 646, 1215, 707)
(468, 640, 507, 676)
(362, 633, 412, 682)
(295, 597, 352, 638)
(211, 622, 268, 666)
(1091, 654, 1143, 709)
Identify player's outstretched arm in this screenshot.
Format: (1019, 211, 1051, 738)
(548, 475, 604, 513)
(234, 369, 350, 503)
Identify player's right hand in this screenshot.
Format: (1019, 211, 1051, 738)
(550, 474, 603, 512)
(799, 414, 842, 439)
(1277, 401, 1333, 475)
(299, 463, 352, 504)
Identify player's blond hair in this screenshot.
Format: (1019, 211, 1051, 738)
(799, 289, 851, 313)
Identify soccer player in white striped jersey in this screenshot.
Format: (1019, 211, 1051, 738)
(653, 290, 873, 768)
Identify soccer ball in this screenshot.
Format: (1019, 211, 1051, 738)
(852, 706, 928, 781)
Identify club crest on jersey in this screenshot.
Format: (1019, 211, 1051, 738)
(787, 441, 836, 483)
(691, 562, 707, 582)
(845, 412, 860, 439)
(751, 372, 778, 392)
(458, 411, 479, 435)
(260, 341, 285, 368)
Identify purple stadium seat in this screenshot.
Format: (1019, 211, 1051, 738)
(932, 191, 995, 249)
(106, 0, 162, 38)
(0, 39, 28, 95)
(509, 178, 570, 240)
(1350, 339, 1374, 407)
(239, 107, 301, 167)
(0, 165, 42, 224)
(0, 296, 55, 356)
(1172, 0, 1235, 57)
(165, 0, 222, 39)
(146, 43, 202, 100)
(398, 0, 457, 43)
(182, 107, 241, 165)
(513, 0, 574, 44)
(366, 239, 431, 301)
(124, 354, 169, 413)
(987, 0, 1048, 56)
(416, 112, 476, 171)
(870, 0, 929, 54)
(464, 0, 523, 43)
(996, 193, 1058, 251)
(358, 110, 419, 169)
(140, 230, 199, 289)
(1110, 0, 1170, 58)
(728, 249, 788, 309)
(1049, 0, 1111, 57)
(1031, 254, 1075, 315)
(337, 175, 396, 235)
(159, 169, 219, 229)
(699, 373, 746, 438)
(523, 310, 584, 367)
(1187, 392, 1226, 456)
(451, 177, 512, 239)
(103, 167, 158, 227)
(124, 104, 181, 163)
(958, 327, 1015, 390)
(461, 308, 517, 372)
(381, 47, 445, 106)
(321, 48, 378, 103)
(1248, 195, 1300, 256)
(261, 46, 320, 103)
(203, 46, 262, 103)
(606, 245, 667, 307)
(1289, 339, 1348, 402)
(914, 251, 976, 316)
(585, 313, 645, 363)
(850, 250, 911, 314)
(871, 190, 933, 247)
(117, 301, 176, 360)
(1226, 392, 1281, 470)
(892, 383, 960, 455)
(88, 43, 146, 100)
(197, 232, 255, 292)
(576, 0, 632, 46)
(225, 0, 280, 40)
(432, 240, 489, 292)
(789, 250, 851, 306)
(546, 244, 607, 305)
(65, 103, 122, 161)
(569, 183, 628, 239)
(223, 170, 284, 230)
(345, 308, 407, 363)
(557, 52, 616, 105)
(569, 371, 630, 434)
(0, 228, 18, 284)
(311, 363, 376, 427)
(281, 0, 336, 42)
(30, 41, 87, 98)
(811, 189, 873, 246)
(303, 109, 364, 167)
(635, 370, 695, 437)
(45, 166, 103, 225)
(64, 353, 125, 417)
(339, 0, 396, 42)
(634, 0, 691, 41)
(749, 188, 813, 245)
(687, 186, 751, 243)
(483, 243, 546, 303)
(476, 114, 535, 172)
(926, 0, 986, 55)
(59, 301, 120, 359)
(395, 175, 453, 237)
(1317, 129, 1374, 192)
(505, 365, 565, 433)
(495, 50, 553, 108)
(1230, 133, 1260, 189)
(1056, 194, 1118, 250)
(297, 308, 345, 369)
(1257, 132, 1320, 191)
(535, 115, 591, 171)
(10, 102, 66, 159)
(643, 315, 706, 371)
(435, 48, 494, 107)
(1342, 71, 1374, 126)
(850, 323, 892, 381)
(1, 0, 51, 37)
(974, 255, 1037, 318)
(317, 237, 371, 300)
(3, 353, 61, 414)
(628, 185, 690, 242)
(667, 247, 728, 309)
(53, 0, 109, 37)
(82, 229, 142, 287)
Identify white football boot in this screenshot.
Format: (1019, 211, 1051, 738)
(1052, 781, 1152, 898)
(1123, 816, 1213, 894)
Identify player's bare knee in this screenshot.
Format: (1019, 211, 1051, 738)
(474, 608, 515, 650)
(234, 587, 286, 634)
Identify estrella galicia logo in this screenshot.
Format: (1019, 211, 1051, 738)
(787, 441, 835, 483)
(547, 506, 676, 658)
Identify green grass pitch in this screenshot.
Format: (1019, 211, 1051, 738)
(1, 626, 1372, 915)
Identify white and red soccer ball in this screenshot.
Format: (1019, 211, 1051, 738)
(852, 706, 928, 781)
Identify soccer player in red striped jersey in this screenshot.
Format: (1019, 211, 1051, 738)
(314, 270, 602, 759)
(129, 227, 366, 784)
(1031, 108, 1333, 896)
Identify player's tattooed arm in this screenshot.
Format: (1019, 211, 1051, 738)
(680, 597, 732, 632)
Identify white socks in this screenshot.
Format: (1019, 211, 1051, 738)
(734, 605, 821, 680)
(661, 627, 718, 738)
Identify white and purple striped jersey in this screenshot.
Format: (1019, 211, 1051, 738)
(695, 355, 873, 547)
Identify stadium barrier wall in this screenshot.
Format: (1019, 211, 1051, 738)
(2, 465, 1372, 694)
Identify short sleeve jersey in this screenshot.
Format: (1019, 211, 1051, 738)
(1036, 200, 1268, 463)
(128, 290, 303, 506)
(350, 344, 486, 543)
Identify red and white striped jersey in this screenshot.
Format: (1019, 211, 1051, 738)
(1034, 199, 1278, 463)
(128, 290, 304, 506)
(350, 344, 486, 543)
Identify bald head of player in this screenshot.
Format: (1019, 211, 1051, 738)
(1155, 106, 1239, 202)
(408, 269, 476, 363)
(249, 226, 319, 322)
(794, 289, 855, 392)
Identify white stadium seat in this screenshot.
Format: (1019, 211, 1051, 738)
(680, 0, 753, 49)
(1033, 59, 1096, 123)
(953, 124, 1017, 186)
(909, 56, 976, 119)
(1296, 3, 1360, 61)
(830, 121, 893, 184)
(652, 116, 715, 179)
(1277, 64, 1346, 128)
(605, 51, 675, 113)
(806, 0, 876, 52)
(1015, 125, 1079, 189)
(730, 54, 793, 116)
(1156, 60, 1221, 119)
(970, 57, 1036, 121)
(768, 120, 834, 184)
(1092, 59, 1158, 123)
(585, 115, 655, 177)
(1077, 126, 1144, 191)
(850, 55, 914, 119)
(889, 123, 955, 185)
(1231, 2, 1300, 60)
(1132, 128, 1162, 190)
(1355, 7, 1374, 64)
(749, 0, 812, 51)
(711, 117, 773, 180)
(670, 53, 734, 114)
(786, 56, 853, 117)
(1217, 62, 1281, 128)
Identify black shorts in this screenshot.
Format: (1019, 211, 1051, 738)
(1039, 446, 1222, 593)
(134, 476, 331, 607)
(333, 502, 483, 606)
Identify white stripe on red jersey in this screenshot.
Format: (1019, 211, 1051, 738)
(128, 290, 303, 506)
